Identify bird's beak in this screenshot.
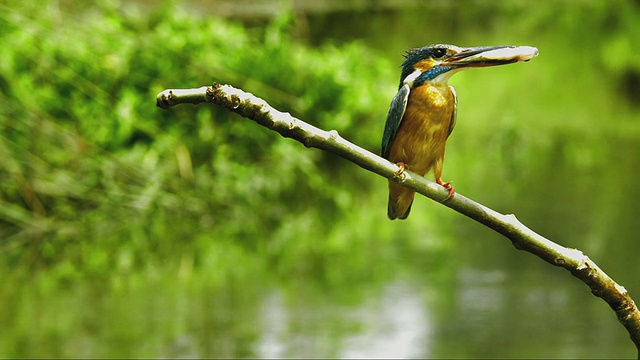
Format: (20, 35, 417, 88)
(443, 45, 539, 68)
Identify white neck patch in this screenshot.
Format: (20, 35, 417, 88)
(403, 69, 422, 87)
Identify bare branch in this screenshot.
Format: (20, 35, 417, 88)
(157, 83, 640, 357)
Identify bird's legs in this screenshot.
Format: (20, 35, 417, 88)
(394, 162, 454, 201)
(393, 162, 408, 179)
(436, 177, 455, 201)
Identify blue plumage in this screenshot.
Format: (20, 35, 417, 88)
(381, 84, 409, 159)
(382, 45, 455, 161)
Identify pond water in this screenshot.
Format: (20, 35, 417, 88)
(7, 228, 634, 358)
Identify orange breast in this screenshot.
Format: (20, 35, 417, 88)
(387, 83, 455, 176)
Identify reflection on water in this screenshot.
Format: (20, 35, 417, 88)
(257, 291, 288, 357)
(250, 265, 635, 358)
(338, 282, 431, 358)
(252, 261, 636, 358)
(1, 252, 636, 357)
(457, 268, 507, 317)
(257, 281, 431, 358)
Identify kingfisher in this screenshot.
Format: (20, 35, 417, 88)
(382, 44, 538, 220)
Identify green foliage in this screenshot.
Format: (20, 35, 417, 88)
(0, 0, 398, 283)
(2, 0, 640, 287)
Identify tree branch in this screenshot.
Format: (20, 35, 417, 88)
(157, 83, 640, 357)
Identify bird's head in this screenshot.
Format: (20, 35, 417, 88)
(400, 44, 539, 88)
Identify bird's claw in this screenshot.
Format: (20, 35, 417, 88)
(436, 178, 455, 202)
(393, 162, 408, 180)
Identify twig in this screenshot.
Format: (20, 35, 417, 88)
(157, 83, 640, 357)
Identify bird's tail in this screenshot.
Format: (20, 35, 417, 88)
(387, 181, 415, 220)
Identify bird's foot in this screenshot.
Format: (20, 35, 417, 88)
(393, 162, 408, 180)
(436, 178, 455, 201)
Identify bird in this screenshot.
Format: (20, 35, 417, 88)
(381, 44, 538, 220)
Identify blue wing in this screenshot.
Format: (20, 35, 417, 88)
(381, 84, 410, 159)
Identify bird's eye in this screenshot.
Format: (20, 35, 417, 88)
(433, 48, 447, 59)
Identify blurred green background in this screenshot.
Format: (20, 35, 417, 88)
(1, 0, 639, 357)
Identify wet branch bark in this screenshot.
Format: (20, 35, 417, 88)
(157, 83, 640, 357)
